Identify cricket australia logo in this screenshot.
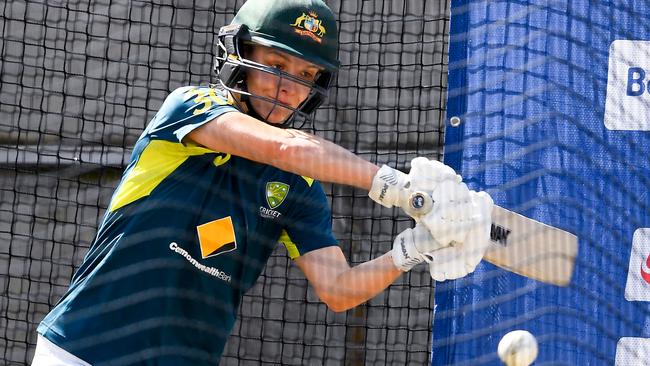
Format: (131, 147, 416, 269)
(260, 182, 289, 219)
(266, 182, 289, 209)
(290, 12, 326, 43)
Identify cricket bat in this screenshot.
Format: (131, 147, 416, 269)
(409, 192, 578, 286)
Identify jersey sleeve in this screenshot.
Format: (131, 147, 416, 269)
(142, 86, 239, 143)
(280, 180, 338, 259)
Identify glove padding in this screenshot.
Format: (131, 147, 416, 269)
(408, 157, 461, 195)
(428, 191, 494, 281)
(368, 158, 459, 216)
(418, 178, 476, 246)
(391, 224, 447, 272)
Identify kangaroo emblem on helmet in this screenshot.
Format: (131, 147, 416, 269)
(291, 12, 326, 41)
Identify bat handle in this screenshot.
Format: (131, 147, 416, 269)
(407, 191, 434, 216)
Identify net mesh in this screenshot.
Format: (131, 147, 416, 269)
(431, 1, 650, 364)
(0, 0, 449, 364)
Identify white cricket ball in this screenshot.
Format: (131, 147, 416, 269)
(497, 330, 539, 366)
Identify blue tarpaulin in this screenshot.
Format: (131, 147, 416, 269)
(434, 0, 650, 364)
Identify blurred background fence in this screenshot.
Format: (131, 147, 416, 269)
(0, 0, 450, 364)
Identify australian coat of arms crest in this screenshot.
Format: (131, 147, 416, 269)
(291, 12, 326, 43)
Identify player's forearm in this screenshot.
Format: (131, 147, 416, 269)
(272, 132, 377, 190)
(189, 112, 379, 191)
(324, 252, 402, 312)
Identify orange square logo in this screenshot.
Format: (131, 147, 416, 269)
(196, 216, 237, 258)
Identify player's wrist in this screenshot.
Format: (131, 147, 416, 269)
(368, 165, 408, 208)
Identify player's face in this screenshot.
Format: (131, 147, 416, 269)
(245, 45, 321, 124)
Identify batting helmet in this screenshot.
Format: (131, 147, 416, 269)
(214, 0, 340, 124)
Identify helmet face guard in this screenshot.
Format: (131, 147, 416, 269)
(214, 24, 334, 126)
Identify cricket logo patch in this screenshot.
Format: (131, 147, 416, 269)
(290, 12, 326, 43)
(266, 182, 289, 209)
(196, 216, 237, 258)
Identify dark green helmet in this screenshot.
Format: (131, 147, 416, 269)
(214, 0, 340, 123)
(232, 0, 339, 73)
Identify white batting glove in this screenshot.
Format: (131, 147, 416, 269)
(368, 164, 410, 209)
(419, 179, 475, 246)
(391, 224, 448, 272)
(368, 157, 459, 216)
(459, 191, 494, 272)
(408, 157, 461, 193)
(428, 191, 494, 281)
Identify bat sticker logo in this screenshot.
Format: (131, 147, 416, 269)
(490, 224, 511, 246)
(640, 254, 650, 284)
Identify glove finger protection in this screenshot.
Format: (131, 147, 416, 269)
(459, 190, 494, 271)
(391, 224, 447, 272)
(420, 180, 474, 246)
(429, 244, 469, 282)
(409, 157, 460, 189)
(429, 243, 485, 281)
(428, 190, 494, 282)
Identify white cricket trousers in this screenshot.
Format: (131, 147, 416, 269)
(32, 335, 92, 366)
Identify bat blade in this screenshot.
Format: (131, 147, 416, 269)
(408, 191, 578, 286)
(485, 205, 578, 286)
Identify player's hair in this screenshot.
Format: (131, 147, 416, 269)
(214, 0, 340, 125)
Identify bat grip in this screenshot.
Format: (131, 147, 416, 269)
(407, 191, 434, 216)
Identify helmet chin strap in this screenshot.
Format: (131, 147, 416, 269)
(240, 92, 295, 128)
(240, 95, 266, 121)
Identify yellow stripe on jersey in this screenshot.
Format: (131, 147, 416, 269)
(213, 153, 231, 167)
(109, 140, 224, 212)
(278, 229, 300, 259)
(301, 176, 314, 187)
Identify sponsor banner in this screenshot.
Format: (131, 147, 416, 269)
(625, 229, 650, 301)
(440, 1, 650, 364)
(604, 40, 650, 130)
(615, 337, 650, 365)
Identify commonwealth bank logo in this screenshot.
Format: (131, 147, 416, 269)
(196, 216, 237, 258)
(266, 182, 289, 209)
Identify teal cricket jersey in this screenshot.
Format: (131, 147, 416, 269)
(37, 86, 338, 365)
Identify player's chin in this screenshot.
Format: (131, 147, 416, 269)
(264, 106, 295, 125)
